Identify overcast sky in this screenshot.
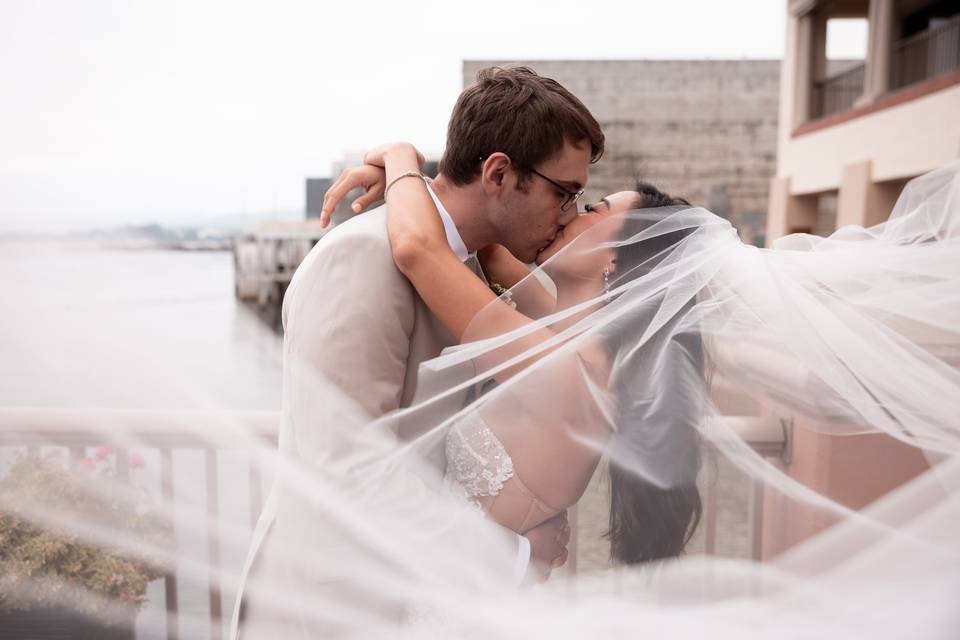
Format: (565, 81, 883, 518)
(0, 1, 868, 232)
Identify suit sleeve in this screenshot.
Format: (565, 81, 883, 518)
(282, 227, 415, 458)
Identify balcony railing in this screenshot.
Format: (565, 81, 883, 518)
(811, 62, 866, 120)
(893, 13, 960, 91)
(0, 408, 787, 639)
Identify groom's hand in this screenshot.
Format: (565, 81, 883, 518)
(524, 511, 571, 583)
(320, 165, 387, 228)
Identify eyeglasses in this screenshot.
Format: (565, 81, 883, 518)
(528, 168, 584, 212)
(478, 155, 584, 212)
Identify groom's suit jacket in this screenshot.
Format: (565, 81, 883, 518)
(231, 205, 520, 639)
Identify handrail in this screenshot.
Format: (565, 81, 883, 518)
(0, 408, 279, 447)
(894, 13, 960, 50)
(811, 62, 866, 119)
(0, 407, 788, 637)
(0, 407, 787, 455)
(892, 14, 960, 90)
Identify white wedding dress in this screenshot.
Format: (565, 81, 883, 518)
(444, 410, 564, 533)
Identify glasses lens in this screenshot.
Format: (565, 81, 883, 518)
(562, 191, 581, 211)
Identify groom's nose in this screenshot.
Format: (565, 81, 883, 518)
(558, 206, 579, 226)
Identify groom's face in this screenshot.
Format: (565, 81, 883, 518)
(491, 141, 591, 263)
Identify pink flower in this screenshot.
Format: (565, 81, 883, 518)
(95, 443, 114, 461)
(129, 453, 146, 469)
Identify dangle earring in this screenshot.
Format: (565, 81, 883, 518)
(602, 267, 611, 293)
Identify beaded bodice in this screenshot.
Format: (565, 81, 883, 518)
(444, 411, 515, 499)
(443, 411, 562, 533)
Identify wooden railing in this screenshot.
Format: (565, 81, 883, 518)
(811, 62, 866, 119)
(893, 13, 960, 90)
(0, 409, 276, 640)
(0, 408, 787, 639)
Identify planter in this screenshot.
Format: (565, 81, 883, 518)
(0, 606, 135, 640)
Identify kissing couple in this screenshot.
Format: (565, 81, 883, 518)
(232, 65, 703, 638)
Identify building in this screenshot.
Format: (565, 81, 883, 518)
(464, 59, 783, 246)
(760, 0, 959, 557)
(769, 0, 960, 240)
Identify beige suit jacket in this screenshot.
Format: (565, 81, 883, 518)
(231, 206, 519, 638)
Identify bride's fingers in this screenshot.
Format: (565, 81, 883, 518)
(321, 166, 387, 226)
(320, 172, 349, 228)
(552, 547, 568, 569)
(350, 185, 385, 214)
(321, 169, 359, 228)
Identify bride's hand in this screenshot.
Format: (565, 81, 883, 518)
(320, 164, 387, 228)
(319, 143, 426, 228)
(363, 142, 425, 169)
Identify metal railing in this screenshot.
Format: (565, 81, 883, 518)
(893, 14, 960, 90)
(0, 408, 787, 639)
(811, 62, 866, 119)
(0, 409, 277, 640)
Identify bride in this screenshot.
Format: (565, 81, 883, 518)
(339, 142, 707, 567)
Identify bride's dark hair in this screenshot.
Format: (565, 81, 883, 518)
(604, 182, 704, 565)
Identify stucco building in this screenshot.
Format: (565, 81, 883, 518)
(761, 0, 959, 557)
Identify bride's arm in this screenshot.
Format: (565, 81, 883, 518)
(375, 144, 560, 380)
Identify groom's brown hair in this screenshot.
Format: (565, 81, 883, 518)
(439, 66, 604, 187)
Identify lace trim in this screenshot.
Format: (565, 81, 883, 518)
(444, 412, 515, 499)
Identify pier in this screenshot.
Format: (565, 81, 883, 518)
(233, 221, 326, 315)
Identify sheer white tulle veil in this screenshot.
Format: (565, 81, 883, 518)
(4, 164, 959, 639)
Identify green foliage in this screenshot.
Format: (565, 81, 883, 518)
(0, 453, 174, 617)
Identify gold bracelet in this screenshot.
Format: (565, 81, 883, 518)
(384, 171, 425, 197)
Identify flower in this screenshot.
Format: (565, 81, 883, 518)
(489, 282, 517, 309)
(0, 454, 174, 616)
(129, 453, 145, 470)
(95, 443, 114, 461)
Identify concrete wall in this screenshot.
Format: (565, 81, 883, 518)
(464, 60, 782, 246)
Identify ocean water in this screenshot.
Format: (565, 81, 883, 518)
(0, 241, 283, 410)
(0, 241, 283, 638)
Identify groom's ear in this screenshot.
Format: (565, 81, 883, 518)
(481, 152, 512, 192)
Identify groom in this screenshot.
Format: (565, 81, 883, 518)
(232, 67, 604, 638)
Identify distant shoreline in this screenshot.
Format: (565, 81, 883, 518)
(0, 234, 233, 252)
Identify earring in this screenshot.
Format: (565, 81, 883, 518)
(602, 267, 611, 293)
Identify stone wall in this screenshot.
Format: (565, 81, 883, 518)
(463, 60, 782, 246)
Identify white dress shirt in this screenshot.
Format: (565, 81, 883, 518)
(425, 183, 532, 583)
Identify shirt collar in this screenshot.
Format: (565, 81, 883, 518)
(425, 182, 470, 263)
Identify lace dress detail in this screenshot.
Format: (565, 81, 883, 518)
(444, 411, 514, 503)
